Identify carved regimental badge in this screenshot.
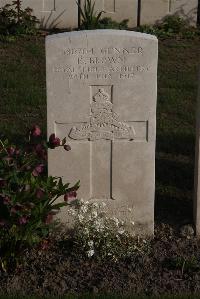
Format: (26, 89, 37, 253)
(69, 88, 135, 141)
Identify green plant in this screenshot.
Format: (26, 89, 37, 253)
(161, 15, 188, 34)
(137, 24, 166, 37)
(164, 256, 200, 274)
(68, 200, 149, 260)
(137, 15, 200, 39)
(0, 126, 79, 272)
(77, 0, 105, 29)
(0, 0, 39, 36)
(98, 17, 129, 29)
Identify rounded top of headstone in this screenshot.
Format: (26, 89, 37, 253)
(46, 29, 158, 42)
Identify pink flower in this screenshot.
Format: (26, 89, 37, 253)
(31, 125, 41, 137)
(10, 203, 23, 214)
(36, 188, 45, 199)
(36, 164, 44, 173)
(39, 239, 50, 250)
(32, 164, 45, 177)
(10, 207, 17, 214)
(15, 149, 20, 155)
(64, 144, 71, 151)
(48, 134, 60, 148)
(19, 216, 29, 225)
(0, 219, 7, 227)
(7, 147, 15, 156)
(35, 143, 43, 153)
(3, 196, 11, 205)
(64, 191, 77, 203)
(35, 144, 46, 159)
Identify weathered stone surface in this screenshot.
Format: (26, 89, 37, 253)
(46, 30, 158, 236)
(170, 0, 198, 26)
(140, 0, 170, 25)
(140, 0, 198, 25)
(81, 0, 138, 28)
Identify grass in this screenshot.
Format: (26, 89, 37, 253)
(0, 35, 199, 227)
(0, 36, 46, 142)
(156, 38, 200, 225)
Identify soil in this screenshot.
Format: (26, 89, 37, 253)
(1, 223, 200, 297)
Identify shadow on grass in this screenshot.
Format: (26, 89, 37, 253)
(156, 155, 194, 191)
(155, 192, 193, 226)
(155, 132, 195, 227)
(156, 132, 195, 157)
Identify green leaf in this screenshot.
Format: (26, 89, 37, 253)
(61, 137, 66, 146)
(51, 202, 68, 210)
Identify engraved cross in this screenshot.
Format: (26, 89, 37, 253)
(55, 87, 147, 200)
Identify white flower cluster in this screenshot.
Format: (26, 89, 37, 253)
(87, 240, 94, 257)
(68, 199, 148, 260)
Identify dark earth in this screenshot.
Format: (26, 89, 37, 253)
(1, 222, 200, 297)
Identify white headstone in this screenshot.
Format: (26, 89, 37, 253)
(21, 0, 78, 29)
(170, 0, 198, 26)
(140, 0, 170, 25)
(46, 30, 158, 235)
(140, 0, 198, 26)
